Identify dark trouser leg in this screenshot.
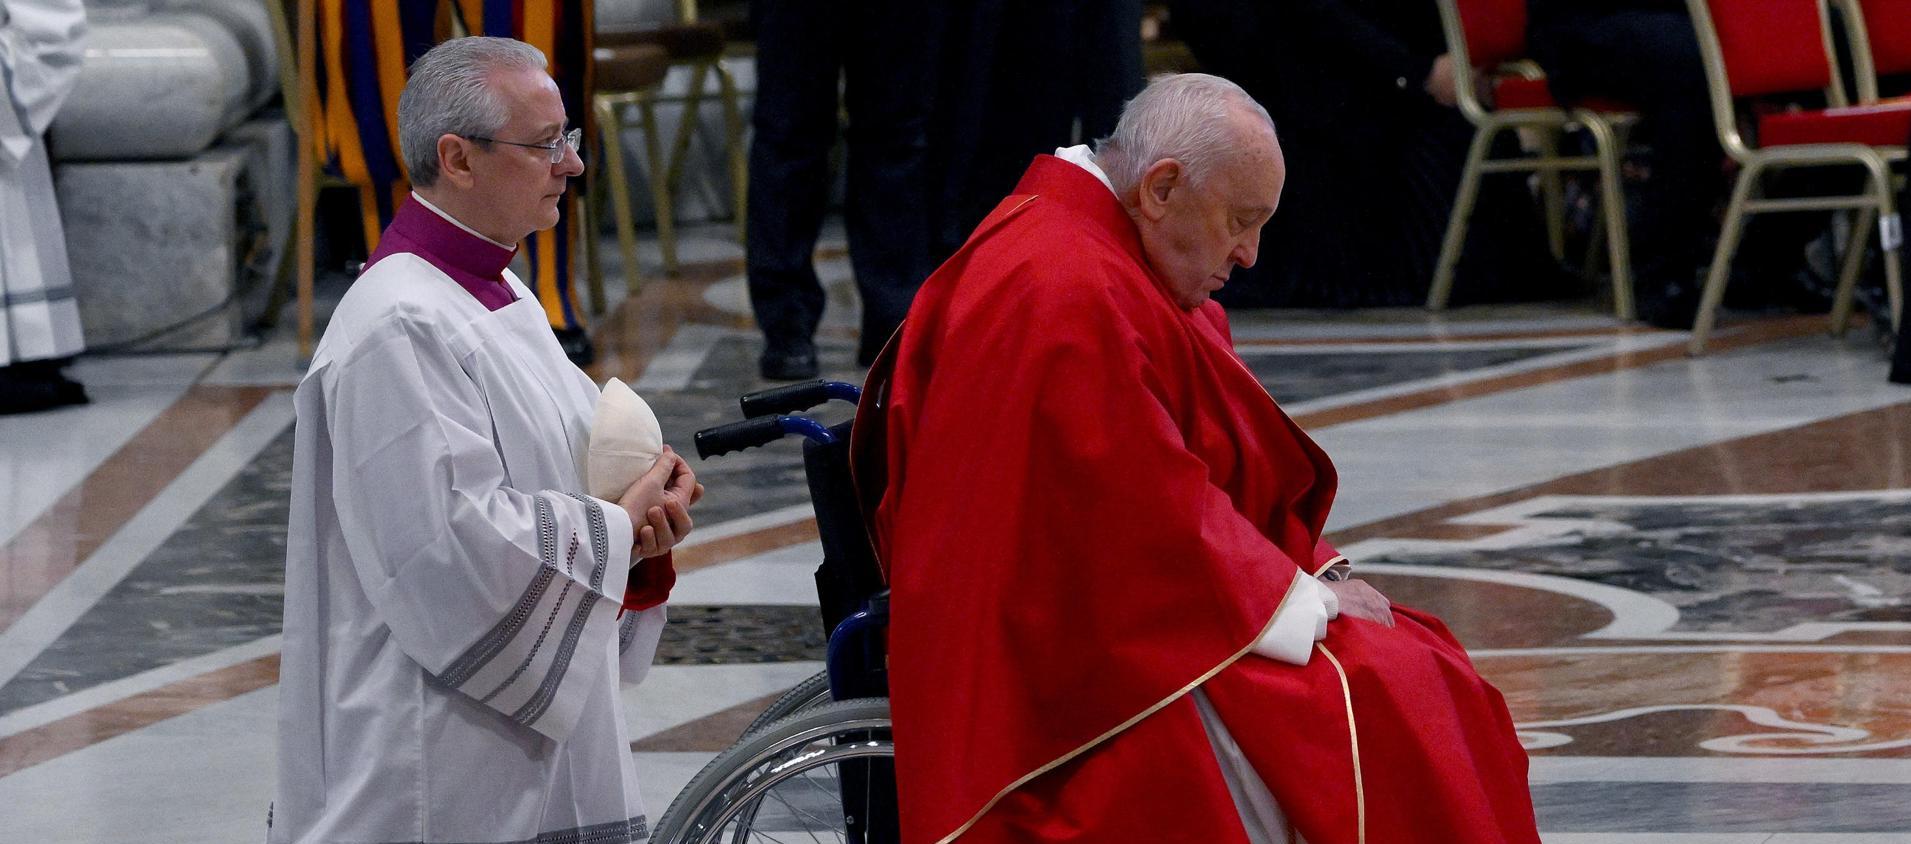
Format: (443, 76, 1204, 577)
(746, 0, 843, 359)
(1536, 12, 1721, 325)
(841, 0, 945, 363)
(1409, 102, 1574, 305)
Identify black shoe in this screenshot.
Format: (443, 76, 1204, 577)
(553, 326, 595, 367)
(759, 347, 819, 381)
(0, 364, 88, 415)
(1635, 279, 1701, 330)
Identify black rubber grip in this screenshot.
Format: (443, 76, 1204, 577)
(693, 416, 787, 460)
(739, 380, 831, 418)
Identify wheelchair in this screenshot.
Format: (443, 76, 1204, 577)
(651, 378, 900, 844)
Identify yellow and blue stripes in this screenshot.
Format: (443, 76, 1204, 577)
(316, 0, 595, 331)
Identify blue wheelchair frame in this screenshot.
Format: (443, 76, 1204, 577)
(694, 379, 897, 842)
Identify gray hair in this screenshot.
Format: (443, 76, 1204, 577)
(1093, 73, 1276, 195)
(397, 37, 548, 187)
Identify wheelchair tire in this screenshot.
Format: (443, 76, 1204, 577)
(740, 668, 834, 738)
(652, 697, 896, 844)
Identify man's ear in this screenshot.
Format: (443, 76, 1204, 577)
(436, 134, 477, 189)
(1135, 158, 1183, 222)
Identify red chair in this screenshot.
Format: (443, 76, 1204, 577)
(1427, 0, 1639, 319)
(1684, 0, 1908, 353)
(1833, 0, 1911, 102)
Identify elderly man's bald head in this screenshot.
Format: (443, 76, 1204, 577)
(1093, 74, 1286, 309)
(1093, 73, 1282, 196)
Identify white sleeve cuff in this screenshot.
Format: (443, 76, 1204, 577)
(1249, 574, 1333, 666)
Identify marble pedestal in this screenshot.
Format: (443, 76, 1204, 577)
(54, 118, 292, 350)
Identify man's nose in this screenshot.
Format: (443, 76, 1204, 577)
(1234, 231, 1260, 269)
(556, 142, 584, 177)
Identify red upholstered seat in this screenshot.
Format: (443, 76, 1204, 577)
(1454, 0, 1527, 67)
(1758, 101, 1911, 147)
(1493, 76, 1555, 109)
(1855, 0, 1911, 78)
(1492, 77, 1633, 114)
(1711, 0, 1834, 96)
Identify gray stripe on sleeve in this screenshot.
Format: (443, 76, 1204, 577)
(511, 588, 602, 728)
(434, 497, 563, 690)
(618, 612, 641, 654)
(563, 492, 612, 587)
(478, 531, 581, 705)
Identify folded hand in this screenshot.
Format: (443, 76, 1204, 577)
(617, 447, 704, 559)
(1324, 578, 1394, 628)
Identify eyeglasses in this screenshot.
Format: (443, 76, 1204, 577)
(464, 127, 583, 165)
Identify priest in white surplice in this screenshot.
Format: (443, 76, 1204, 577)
(274, 38, 700, 844)
(0, 0, 86, 414)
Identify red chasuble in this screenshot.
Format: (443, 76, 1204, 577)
(869, 156, 1538, 843)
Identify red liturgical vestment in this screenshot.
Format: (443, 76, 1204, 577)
(871, 156, 1540, 844)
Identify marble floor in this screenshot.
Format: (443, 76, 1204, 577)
(3, 225, 1909, 842)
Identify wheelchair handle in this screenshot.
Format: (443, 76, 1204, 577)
(694, 415, 838, 460)
(739, 380, 862, 418)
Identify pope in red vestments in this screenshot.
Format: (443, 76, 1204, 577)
(867, 74, 1539, 843)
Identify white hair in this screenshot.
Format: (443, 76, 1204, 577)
(1093, 73, 1276, 195)
(397, 37, 548, 188)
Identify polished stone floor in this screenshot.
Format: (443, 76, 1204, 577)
(2, 225, 1909, 842)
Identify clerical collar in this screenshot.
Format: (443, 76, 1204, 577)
(411, 191, 516, 250)
(1053, 144, 1117, 196)
(362, 193, 519, 311)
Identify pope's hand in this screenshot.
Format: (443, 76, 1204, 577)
(1324, 579, 1394, 628)
(617, 447, 703, 559)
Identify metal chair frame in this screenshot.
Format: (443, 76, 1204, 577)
(1427, 0, 1639, 320)
(1829, 0, 1911, 104)
(593, 0, 748, 290)
(1683, 0, 1906, 354)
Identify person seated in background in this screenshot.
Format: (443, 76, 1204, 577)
(871, 73, 1540, 843)
(1169, 0, 1577, 309)
(1530, 0, 1854, 327)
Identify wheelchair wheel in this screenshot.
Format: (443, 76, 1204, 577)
(741, 669, 834, 738)
(652, 698, 898, 844)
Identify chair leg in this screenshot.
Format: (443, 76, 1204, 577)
(665, 61, 712, 206)
(595, 95, 646, 296)
(1690, 166, 1763, 355)
(637, 93, 680, 276)
(714, 59, 748, 244)
(1583, 113, 1634, 321)
(581, 185, 606, 316)
(1866, 160, 1903, 337)
(1428, 124, 1498, 310)
(1886, 225, 1905, 336)
(1536, 130, 1567, 262)
(1831, 207, 1876, 336)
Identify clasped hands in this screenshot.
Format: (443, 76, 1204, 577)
(616, 446, 705, 561)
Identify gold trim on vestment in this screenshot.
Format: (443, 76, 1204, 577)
(1311, 555, 1349, 578)
(933, 573, 1306, 844)
(1315, 643, 1366, 844)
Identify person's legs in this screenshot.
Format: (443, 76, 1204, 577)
(1535, 12, 1722, 327)
(1406, 101, 1581, 305)
(746, 0, 843, 378)
(841, 0, 945, 364)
